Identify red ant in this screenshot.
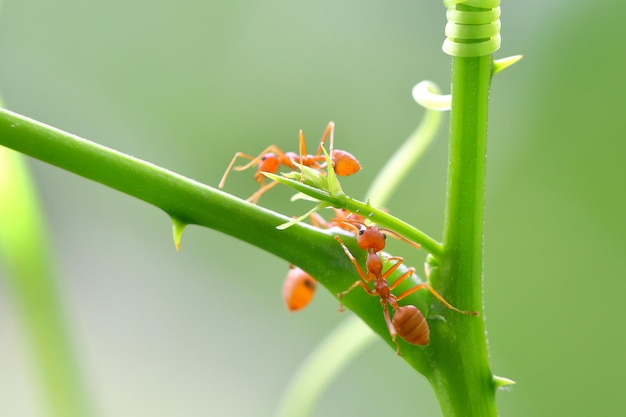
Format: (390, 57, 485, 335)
(334, 221, 477, 354)
(218, 122, 361, 203)
(282, 265, 317, 312)
(282, 209, 366, 311)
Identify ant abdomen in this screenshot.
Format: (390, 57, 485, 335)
(393, 305, 429, 346)
(282, 265, 317, 312)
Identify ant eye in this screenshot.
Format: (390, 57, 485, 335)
(358, 229, 364, 235)
(383, 233, 387, 240)
(261, 155, 267, 161)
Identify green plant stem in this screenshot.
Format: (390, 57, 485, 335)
(0, 108, 330, 267)
(428, 56, 496, 417)
(266, 173, 443, 258)
(0, 148, 94, 417)
(0, 108, 438, 371)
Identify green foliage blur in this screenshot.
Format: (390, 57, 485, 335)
(1, 0, 624, 416)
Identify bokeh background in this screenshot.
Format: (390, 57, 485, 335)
(1, 0, 625, 416)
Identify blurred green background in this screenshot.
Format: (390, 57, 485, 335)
(1, 0, 625, 416)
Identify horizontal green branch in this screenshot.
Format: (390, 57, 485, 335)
(0, 109, 334, 270)
(0, 107, 439, 370)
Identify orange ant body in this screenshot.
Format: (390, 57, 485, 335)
(335, 221, 477, 354)
(282, 265, 317, 312)
(282, 209, 366, 312)
(218, 122, 361, 203)
(392, 305, 429, 346)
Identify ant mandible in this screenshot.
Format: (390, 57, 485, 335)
(218, 122, 361, 203)
(334, 220, 477, 354)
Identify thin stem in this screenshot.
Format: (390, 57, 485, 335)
(266, 173, 443, 258)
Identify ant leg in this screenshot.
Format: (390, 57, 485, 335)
(336, 280, 377, 312)
(296, 127, 327, 182)
(219, 145, 286, 188)
(380, 229, 422, 250)
(335, 235, 379, 311)
(298, 129, 309, 157)
(388, 268, 417, 293)
(338, 280, 378, 299)
(380, 300, 402, 354)
(219, 152, 256, 188)
(378, 255, 410, 287)
(246, 181, 279, 204)
(395, 283, 478, 316)
(233, 145, 286, 172)
(315, 121, 335, 156)
(309, 212, 330, 229)
(334, 236, 368, 282)
(379, 255, 418, 293)
(297, 129, 309, 182)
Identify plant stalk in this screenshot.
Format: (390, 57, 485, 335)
(0, 108, 438, 369)
(427, 55, 497, 417)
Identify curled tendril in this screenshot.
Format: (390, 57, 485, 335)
(442, 0, 501, 57)
(411, 80, 451, 111)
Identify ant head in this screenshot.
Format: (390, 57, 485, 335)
(356, 224, 386, 252)
(255, 152, 281, 180)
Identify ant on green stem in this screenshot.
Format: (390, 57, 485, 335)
(335, 220, 477, 354)
(282, 209, 365, 312)
(218, 122, 361, 203)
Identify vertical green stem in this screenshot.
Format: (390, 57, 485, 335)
(427, 56, 496, 416)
